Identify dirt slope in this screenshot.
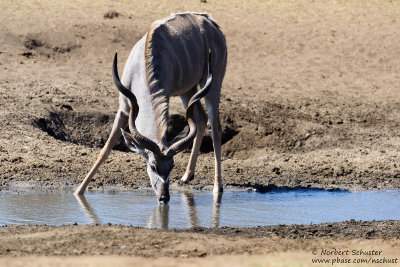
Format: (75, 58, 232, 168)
(1, 0, 400, 191)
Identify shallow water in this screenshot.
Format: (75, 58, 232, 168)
(0, 189, 399, 228)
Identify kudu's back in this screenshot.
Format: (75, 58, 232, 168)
(145, 12, 227, 96)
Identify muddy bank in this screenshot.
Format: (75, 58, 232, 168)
(174, 220, 400, 240)
(1, 220, 399, 257)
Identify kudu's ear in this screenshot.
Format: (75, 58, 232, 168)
(121, 128, 139, 152)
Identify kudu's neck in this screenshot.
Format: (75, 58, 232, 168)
(121, 34, 169, 145)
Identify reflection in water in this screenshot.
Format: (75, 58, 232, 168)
(2, 190, 400, 227)
(181, 190, 222, 228)
(74, 191, 223, 229)
(74, 194, 99, 224)
(182, 191, 199, 228)
(212, 192, 222, 228)
(147, 204, 169, 229)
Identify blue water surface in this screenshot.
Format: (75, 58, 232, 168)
(0, 189, 399, 228)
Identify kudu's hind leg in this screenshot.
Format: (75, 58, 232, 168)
(205, 81, 223, 193)
(74, 110, 128, 195)
(179, 87, 207, 183)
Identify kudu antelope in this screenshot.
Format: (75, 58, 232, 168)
(74, 13, 227, 203)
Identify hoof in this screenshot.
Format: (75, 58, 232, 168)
(181, 174, 194, 184)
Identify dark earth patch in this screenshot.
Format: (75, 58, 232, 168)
(33, 111, 239, 154)
(167, 114, 239, 153)
(22, 34, 81, 58)
(33, 110, 128, 151)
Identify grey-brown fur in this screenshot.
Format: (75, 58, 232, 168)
(145, 12, 226, 141)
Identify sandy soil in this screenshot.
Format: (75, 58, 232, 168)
(1, 222, 400, 266)
(2, 0, 400, 192)
(1, 0, 400, 265)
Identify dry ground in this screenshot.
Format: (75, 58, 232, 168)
(1, 0, 400, 265)
(1, 0, 400, 191)
(1, 222, 400, 266)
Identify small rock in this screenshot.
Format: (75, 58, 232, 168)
(295, 140, 302, 148)
(17, 51, 34, 58)
(61, 104, 73, 111)
(104, 11, 120, 19)
(272, 167, 280, 175)
(24, 37, 44, 49)
(265, 129, 274, 136)
(198, 252, 207, 257)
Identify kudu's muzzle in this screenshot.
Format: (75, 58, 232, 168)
(157, 180, 170, 204)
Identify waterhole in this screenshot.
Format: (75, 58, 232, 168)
(0, 189, 399, 229)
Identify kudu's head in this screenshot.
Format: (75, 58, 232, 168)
(112, 52, 212, 204)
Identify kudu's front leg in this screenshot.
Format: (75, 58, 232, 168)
(74, 110, 128, 195)
(179, 87, 208, 183)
